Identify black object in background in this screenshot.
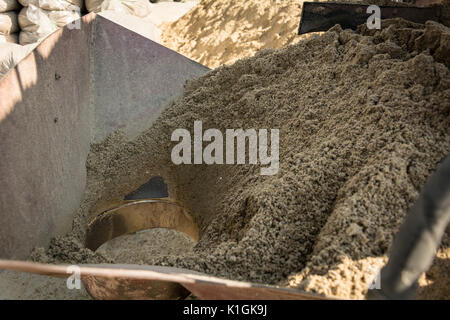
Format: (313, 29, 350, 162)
(378, 152, 450, 299)
(124, 176, 169, 200)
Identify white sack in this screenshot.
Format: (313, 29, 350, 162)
(0, 42, 37, 80)
(18, 0, 83, 11)
(86, 0, 151, 18)
(18, 5, 58, 44)
(0, 0, 20, 13)
(0, 11, 19, 35)
(0, 32, 18, 43)
(19, 5, 79, 32)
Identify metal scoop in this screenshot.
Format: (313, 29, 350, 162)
(0, 260, 332, 300)
(83, 197, 199, 299)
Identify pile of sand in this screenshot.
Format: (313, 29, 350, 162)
(32, 18, 450, 300)
(161, 0, 304, 68)
(96, 228, 196, 264)
(159, 0, 435, 69)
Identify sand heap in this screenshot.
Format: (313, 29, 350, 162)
(33, 19, 450, 299)
(161, 0, 304, 68)
(159, 0, 434, 69)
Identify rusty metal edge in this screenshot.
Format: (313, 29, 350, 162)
(0, 260, 334, 300)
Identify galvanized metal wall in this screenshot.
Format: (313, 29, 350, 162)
(0, 13, 209, 259)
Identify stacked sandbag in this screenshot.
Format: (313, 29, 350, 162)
(18, 0, 82, 45)
(0, 0, 20, 43)
(19, 0, 82, 11)
(86, 0, 151, 18)
(0, 32, 18, 43)
(0, 41, 37, 80)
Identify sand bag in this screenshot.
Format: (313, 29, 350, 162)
(0, 0, 20, 13)
(0, 11, 19, 35)
(0, 32, 18, 42)
(86, 0, 151, 18)
(19, 5, 79, 33)
(18, 5, 58, 44)
(47, 9, 81, 27)
(0, 42, 20, 78)
(0, 42, 36, 80)
(18, 0, 83, 11)
(19, 30, 42, 44)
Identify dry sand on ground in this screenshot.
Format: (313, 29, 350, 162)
(161, 0, 305, 68)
